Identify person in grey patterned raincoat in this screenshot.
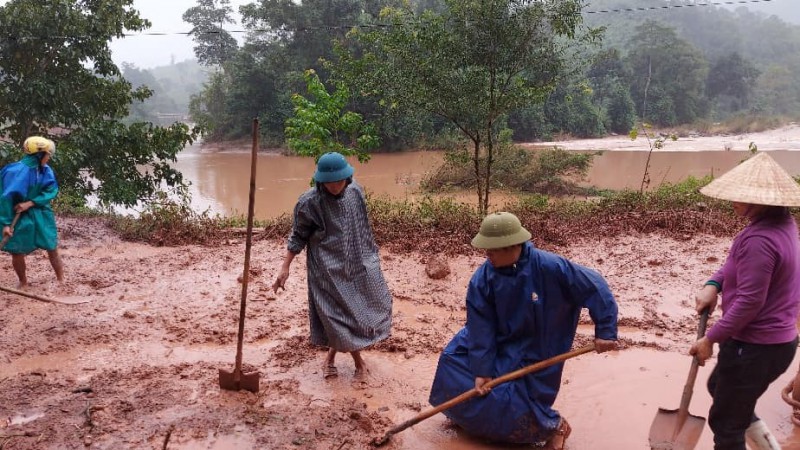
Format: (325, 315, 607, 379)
(272, 152, 393, 380)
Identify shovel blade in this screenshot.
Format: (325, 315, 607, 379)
(648, 407, 706, 450)
(218, 368, 260, 393)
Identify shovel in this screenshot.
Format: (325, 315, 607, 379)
(648, 308, 710, 450)
(218, 118, 260, 393)
(371, 344, 596, 446)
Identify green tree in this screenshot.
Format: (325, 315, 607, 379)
(183, 0, 239, 66)
(544, 80, 606, 138)
(587, 49, 635, 134)
(336, 0, 598, 213)
(625, 21, 709, 125)
(706, 52, 760, 114)
(285, 69, 379, 163)
(0, 0, 198, 207)
(188, 70, 230, 140)
(605, 81, 636, 134)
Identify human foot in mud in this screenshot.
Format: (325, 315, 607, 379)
(323, 364, 338, 379)
(351, 350, 372, 388)
(543, 418, 571, 450)
(353, 366, 370, 382)
(323, 348, 339, 379)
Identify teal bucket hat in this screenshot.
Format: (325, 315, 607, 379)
(314, 152, 354, 183)
(471, 212, 532, 249)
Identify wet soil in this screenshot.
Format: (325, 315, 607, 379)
(2, 218, 800, 450)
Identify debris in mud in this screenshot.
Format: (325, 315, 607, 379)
(425, 256, 450, 280)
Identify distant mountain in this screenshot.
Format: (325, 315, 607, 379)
(148, 59, 210, 115)
(122, 59, 210, 125)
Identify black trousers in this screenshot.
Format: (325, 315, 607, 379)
(707, 336, 798, 450)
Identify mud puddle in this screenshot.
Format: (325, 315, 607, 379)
(281, 348, 800, 449)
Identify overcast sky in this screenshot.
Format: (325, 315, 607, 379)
(109, 0, 251, 69)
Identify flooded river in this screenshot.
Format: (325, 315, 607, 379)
(173, 145, 800, 220)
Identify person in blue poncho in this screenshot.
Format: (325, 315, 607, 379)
(0, 136, 63, 288)
(429, 212, 618, 450)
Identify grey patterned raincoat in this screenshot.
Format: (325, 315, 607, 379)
(287, 180, 392, 352)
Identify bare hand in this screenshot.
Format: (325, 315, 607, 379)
(695, 284, 719, 314)
(2, 226, 11, 238)
(689, 337, 713, 366)
(594, 338, 617, 353)
(272, 266, 289, 292)
(475, 376, 493, 396)
(14, 201, 33, 213)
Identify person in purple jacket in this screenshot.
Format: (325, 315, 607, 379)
(690, 152, 800, 450)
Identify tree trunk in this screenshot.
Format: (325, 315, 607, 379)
(471, 138, 486, 215)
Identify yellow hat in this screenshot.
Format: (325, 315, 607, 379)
(700, 152, 800, 207)
(23, 136, 55, 156)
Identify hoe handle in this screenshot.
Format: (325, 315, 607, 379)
(372, 344, 596, 446)
(0, 212, 21, 249)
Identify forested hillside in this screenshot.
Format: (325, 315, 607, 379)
(179, 0, 800, 146)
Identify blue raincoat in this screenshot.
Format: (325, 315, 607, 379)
(0, 155, 59, 254)
(429, 241, 618, 444)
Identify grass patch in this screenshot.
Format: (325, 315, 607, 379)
(56, 177, 757, 253)
(422, 145, 598, 196)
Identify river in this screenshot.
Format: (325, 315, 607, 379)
(172, 144, 800, 220)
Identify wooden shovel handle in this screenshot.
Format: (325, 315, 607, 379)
(674, 308, 710, 437)
(372, 344, 596, 446)
(0, 211, 22, 249)
(233, 118, 259, 374)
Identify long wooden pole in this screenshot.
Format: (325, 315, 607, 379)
(233, 118, 259, 377)
(0, 285, 89, 304)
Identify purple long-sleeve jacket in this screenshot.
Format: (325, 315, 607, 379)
(706, 208, 800, 344)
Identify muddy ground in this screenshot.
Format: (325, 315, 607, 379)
(2, 216, 800, 450)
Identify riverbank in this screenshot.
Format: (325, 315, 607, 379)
(531, 122, 800, 152)
(197, 123, 800, 154)
(2, 215, 800, 449)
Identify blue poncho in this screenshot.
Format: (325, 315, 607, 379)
(0, 155, 59, 254)
(429, 241, 618, 444)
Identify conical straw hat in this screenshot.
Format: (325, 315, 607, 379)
(700, 152, 800, 206)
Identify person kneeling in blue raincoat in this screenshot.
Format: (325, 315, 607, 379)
(429, 212, 619, 449)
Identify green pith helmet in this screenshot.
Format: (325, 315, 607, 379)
(471, 212, 532, 249)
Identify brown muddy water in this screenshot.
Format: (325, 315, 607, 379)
(3, 341, 800, 449)
(173, 145, 800, 219)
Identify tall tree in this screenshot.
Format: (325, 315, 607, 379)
(0, 0, 198, 206)
(706, 52, 760, 113)
(336, 0, 598, 213)
(183, 0, 239, 66)
(625, 21, 709, 125)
